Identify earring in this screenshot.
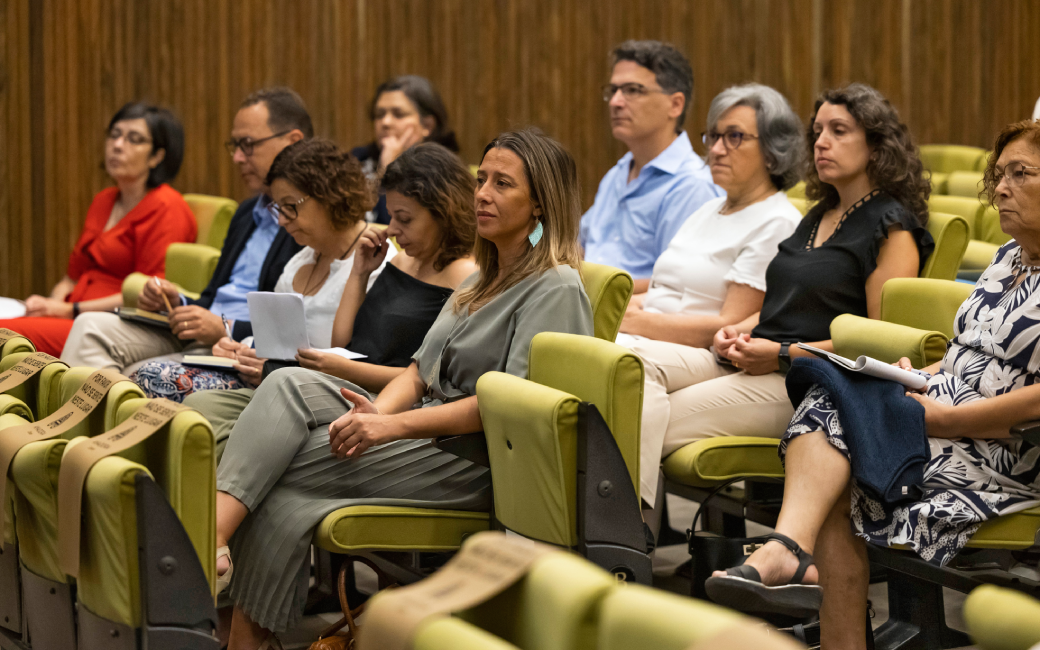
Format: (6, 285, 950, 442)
(528, 221, 544, 247)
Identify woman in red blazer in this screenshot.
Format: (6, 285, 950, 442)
(0, 103, 197, 356)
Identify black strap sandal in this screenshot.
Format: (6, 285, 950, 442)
(704, 532, 823, 618)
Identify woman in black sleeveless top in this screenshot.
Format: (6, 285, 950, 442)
(644, 83, 932, 518)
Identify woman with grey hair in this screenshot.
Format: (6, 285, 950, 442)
(619, 83, 805, 510)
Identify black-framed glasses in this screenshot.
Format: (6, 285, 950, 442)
(997, 161, 1040, 188)
(601, 83, 667, 102)
(702, 130, 759, 151)
(270, 195, 310, 221)
(225, 130, 291, 157)
(106, 127, 152, 146)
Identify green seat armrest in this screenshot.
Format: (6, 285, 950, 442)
(962, 240, 1001, 271)
(0, 395, 33, 421)
(0, 336, 34, 358)
(165, 243, 221, 297)
(831, 314, 947, 367)
(879, 277, 973, 339)
(476, 371, 579, 547)
(580, 263, 633, 341)
(922, 212, 970, 281)
(121, 271, 200, 306)
(662, 438, 784, 488)
(963, 585, 1040, 650)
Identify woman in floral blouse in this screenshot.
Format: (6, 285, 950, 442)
(706, 119, 1040, 649)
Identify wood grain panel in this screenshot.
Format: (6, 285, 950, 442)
(2, 0, 1039, 297)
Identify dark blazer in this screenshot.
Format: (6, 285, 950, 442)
(187, 195, 303, 340)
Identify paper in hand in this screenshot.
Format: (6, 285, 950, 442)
(247, 292, 311, 360)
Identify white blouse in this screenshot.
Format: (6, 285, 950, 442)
(640, 191, 802, 318)
(273, 243, 397, 348)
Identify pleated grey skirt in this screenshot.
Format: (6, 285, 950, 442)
(216, 367, 490, 633)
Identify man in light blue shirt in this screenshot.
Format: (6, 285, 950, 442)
(581, 40, 723, 293)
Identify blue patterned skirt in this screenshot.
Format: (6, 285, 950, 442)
(780, 384, 1040, 566)
(131, 361, 244, 403)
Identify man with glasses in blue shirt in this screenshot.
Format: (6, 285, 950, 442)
(582, 40, 723, 293)
(62, 88, 309, 372)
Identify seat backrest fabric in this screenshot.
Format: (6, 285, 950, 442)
(880, 277, 973, 339)
(928, 195, 985, 239)
(921, 212, 970, 280)
(165, 242, 222, 296)
(0, 336, 34, 358)
(977, 205, 1013, 247)
(946, 170, 986, 199)
(0, 352, 68, 419)
(581, 262, 633, 342)
(919, 144, 988, 174)
(183, 193, 237, 250)
(458, 552, 615, 650)
(413, 617, 521, 650)
(529, 333, 642, 496)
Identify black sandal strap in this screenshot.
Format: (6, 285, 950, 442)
(764, 532, 815, 584)
(724, 564, 762, 582)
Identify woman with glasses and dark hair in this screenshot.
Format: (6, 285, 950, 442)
(352, 75, 460, 225)
(130, 138, 393, 401)
(618, 83, 805, 510)
(0, 101, 196, 355)
(706, 119, 1040, 650)
(633, 83, 935, 529)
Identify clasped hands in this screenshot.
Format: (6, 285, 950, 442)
(712, 326, 781, 375)
(327, 388, 398, 460)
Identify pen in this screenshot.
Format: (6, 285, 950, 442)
(156, 277, 174, 314)
(222, 314, 233, 339)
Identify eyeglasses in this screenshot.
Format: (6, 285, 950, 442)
(701, 130, 759, 151)
(225, 130, 291, 157)
(106, 128, 152, 146)
(270, 195, 310, 221)
(601, 83, 668, 102)
(997, 161, 1040, 188)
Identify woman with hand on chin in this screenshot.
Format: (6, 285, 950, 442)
(706, 119, 1040, 650)
(636, 84, 934, 531)
(184, 143, 476, 453)
(0, 102, 195, 355)
(617, 83, 804, 510)
(213, 130, 592, 650)
(131, 138, 391, 402)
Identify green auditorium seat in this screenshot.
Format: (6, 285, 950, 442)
(0, 333, 34, 359)
(4, 370, 145, 649)
(920, 145, 989, 175)
(920, 211, 970, 281)
(946, 170, 986, 199)
(183, 194, 237, 252)
(963, 585, 1040, 650)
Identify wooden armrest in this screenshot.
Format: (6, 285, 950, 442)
(432, 432, 490, 468)
(1010, 420, 1040, 446)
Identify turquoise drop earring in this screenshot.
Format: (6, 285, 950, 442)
(528, 221, 544, 246)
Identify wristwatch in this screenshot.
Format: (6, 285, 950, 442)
(778, 342, 793, 373)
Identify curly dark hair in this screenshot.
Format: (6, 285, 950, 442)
(981, 119, 1040, 205)
(381, 143, 475, 271)
(265, 139, 374, 229)
(805, 83, 930, 224)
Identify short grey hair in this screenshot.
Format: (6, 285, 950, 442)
(706, 83, 804, 191)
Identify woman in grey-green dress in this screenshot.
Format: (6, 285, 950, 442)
(215, 129, 594, 650)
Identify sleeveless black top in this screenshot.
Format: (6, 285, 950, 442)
(350, 263, 455, 367)
(751, 192, 934, 343)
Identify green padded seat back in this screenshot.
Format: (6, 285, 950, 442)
(928, 195, 985, 239)
(0, 352, 68, 420)
(831, 314, 947, 367)
(457, 552, 615, 650)
(785, 181, 806, 199)
(0, 335, 34, 358)
(580, 262, 633, 342)
(183, 193, 237, 250)
(597, 584, 744, 650)
(962, 240, 1001, 272)
(947, 170, 986, 199)
(929, 172, 949, 195)
(0, 395, 32, 421)
(963, 585, 1040, 650)
(977, 205, 1013, 247)
(477, 372, 580, 545)
(787, 197, 811, 216)
(1, 413, 30, 548)
(110, 398, 216, 591)
(879, 278, 973, 339)
(165, 243, 222, 296)
(414, 617, 521, 650)
(529, 334, 642, 501)
(919, 144, 988, 174)
(922, 212, 970, 281)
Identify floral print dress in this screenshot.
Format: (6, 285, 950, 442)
(780, 241, 1040, 566)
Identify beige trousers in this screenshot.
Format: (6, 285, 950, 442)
(60, 311, 203, 374)
(626, 338, 793, 505)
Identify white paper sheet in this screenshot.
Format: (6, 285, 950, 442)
(0, 298, 26, 319)
(315, 348, 367, 360)
(247, 292, 310, 360)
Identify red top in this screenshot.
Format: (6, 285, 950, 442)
(65, 183, 197, 302)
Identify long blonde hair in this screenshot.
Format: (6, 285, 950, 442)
(454, 129, 583, 311)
